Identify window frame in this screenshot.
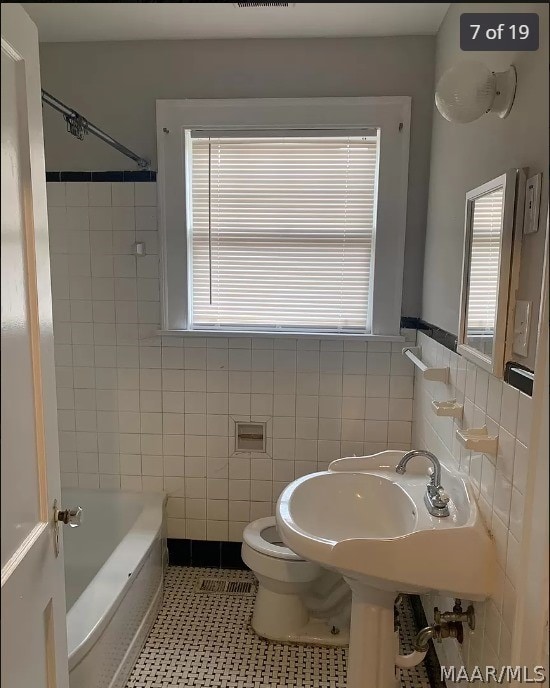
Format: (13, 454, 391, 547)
(157, 97, 411, 338)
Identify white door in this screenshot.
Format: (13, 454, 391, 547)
(1, 4, 70, 687)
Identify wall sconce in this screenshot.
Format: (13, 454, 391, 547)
(435, 60, 517, 124)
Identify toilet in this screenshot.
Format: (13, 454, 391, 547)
(242, 516, 351, 646)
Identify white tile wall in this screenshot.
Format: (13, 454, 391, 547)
(47, 181, 415, 543)
(412, 331, 533, 673)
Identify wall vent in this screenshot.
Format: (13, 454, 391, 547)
(234, 3, 294, 8)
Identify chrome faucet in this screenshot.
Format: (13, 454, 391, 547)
(396, 450, 450, 517)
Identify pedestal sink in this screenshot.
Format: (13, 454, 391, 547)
(276, 450, 496, 688)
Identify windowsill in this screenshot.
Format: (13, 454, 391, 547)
(158, 329, 406, 342)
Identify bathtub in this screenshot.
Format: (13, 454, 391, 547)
(62, 489, 166, 688)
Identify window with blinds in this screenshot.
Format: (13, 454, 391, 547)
(465, 186, 504, 344)
(189, 132, 379, 332)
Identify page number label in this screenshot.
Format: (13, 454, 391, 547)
(461, 13, 539, 51)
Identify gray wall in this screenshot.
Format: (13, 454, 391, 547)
(422, 3, 549, 367)
(38, 36, 436, 317)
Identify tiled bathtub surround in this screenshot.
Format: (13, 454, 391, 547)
(47, 180, 415, 542)
(413, 331, 532, 673)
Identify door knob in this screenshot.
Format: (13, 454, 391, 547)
(56, 506, 83, 527)
(53, 501, 83, 557)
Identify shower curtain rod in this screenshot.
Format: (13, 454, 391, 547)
(41, 89, 150, 170)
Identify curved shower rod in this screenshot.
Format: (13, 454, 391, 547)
(41, 89, 150, 170)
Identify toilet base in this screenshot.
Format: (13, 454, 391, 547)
(251, 585, 349, 647)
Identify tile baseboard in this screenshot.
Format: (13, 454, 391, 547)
(504, 361, 534, 397)
(168, 538, 248, 570)
(46, 170, 157, 182)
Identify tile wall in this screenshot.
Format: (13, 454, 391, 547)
(413, 331, 533, 675)
(47, 180, 416, 542)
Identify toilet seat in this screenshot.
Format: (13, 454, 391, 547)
(243, 516, 303, 561)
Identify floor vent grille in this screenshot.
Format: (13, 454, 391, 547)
(236, 3, 293, 7)
(195, 578, 255, 595)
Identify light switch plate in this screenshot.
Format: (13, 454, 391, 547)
(513, 300, 531, 357)
(133, 241, 146, 256)
(523, 173, 542, 235)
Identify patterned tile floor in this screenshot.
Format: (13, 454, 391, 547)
(127, 566, 430, 688)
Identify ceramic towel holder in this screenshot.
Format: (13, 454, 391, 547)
(402, 347, 449, 383)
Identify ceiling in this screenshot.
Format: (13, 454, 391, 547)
(23, 3, 450, 42)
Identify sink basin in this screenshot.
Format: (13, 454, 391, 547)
(277, 450, 495, 601)
(282, 471, 417, 543)
(276, 450, 497, 688)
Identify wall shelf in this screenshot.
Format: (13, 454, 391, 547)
(432, 399, 463, 419)
(456, 426, 498, 456)
(402, 346, 449, 382)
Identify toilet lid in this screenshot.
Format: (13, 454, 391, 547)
(243, 516, 304, 561)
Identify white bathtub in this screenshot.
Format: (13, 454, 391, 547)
(62, 489, 166, 688)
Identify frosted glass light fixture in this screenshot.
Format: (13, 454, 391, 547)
(435, 61, 517, 124)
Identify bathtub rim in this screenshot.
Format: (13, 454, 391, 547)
(65, 489, 166, 670)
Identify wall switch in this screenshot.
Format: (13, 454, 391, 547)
(133, 241, 146, 257)
(523, 173, 542, 235)
(513, 300, 531, 357)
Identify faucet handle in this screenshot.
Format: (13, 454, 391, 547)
(437, 488, 450, 504)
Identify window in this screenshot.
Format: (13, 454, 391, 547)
(189, 133, 378, 332)
(465, 186, 504, 340)
(157, 98, 411, 338)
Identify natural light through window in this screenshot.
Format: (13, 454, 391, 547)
(465, 186, 504, 339)
(189, 132, 379, 333)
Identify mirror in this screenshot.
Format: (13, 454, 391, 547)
(458, 170, 523, 377)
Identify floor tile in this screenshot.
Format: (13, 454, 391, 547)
(127, 566, 430, 687)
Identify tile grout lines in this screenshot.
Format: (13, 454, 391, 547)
(126, 566, 430, 688)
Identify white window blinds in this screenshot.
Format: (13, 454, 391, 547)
(189, 132, 378, 332)
(466, 187, 504, 334)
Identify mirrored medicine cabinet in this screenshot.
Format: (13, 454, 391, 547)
(457, 169, 526, 378)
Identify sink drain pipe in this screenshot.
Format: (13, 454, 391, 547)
(393, 597, 429, 670)
(395, 648, 429, 669)
(395, 600, 476, 669)
(394, 625, 433, 668)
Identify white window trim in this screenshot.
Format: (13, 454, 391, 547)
(156, 97, 411, 339)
